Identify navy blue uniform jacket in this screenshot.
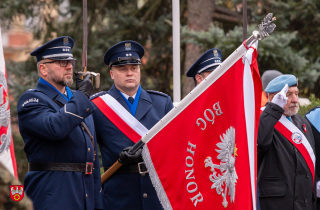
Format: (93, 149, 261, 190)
(17, 82, 102, 210)
(91, 85, 173, 210)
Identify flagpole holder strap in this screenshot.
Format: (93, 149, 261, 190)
(104, 162, 148, 175)
(28, 162, 94, 175)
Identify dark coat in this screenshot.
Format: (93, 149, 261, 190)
(91, 84, 173, 210)
(258, 102, 316, 210)
(305, 106, 320, 210)
(17, 82, 102, 210)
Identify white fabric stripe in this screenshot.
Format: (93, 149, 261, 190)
(197, 63, 221, 74)
(100, 94, 148, 137)
(42, 53, 73, 59)
(47, 46, 71, 49)
(64, 105, 83, 119)
(261, 106, 316, 168)
(278, 115, 316, 167)
(243, 41, 257, 210)
(0, 26, 14, 176)
(199, 57, 219, 65)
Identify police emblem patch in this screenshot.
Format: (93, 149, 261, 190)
(204, 126, 238, 208)
(10, 185, 24, 202)
(213, 49, 218, 57)
(125, 42, 131, 50)
(291, 132, 303, 144)
(63, 37, 68, 45)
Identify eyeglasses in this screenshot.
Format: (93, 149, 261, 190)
(43, 60, 76, 67)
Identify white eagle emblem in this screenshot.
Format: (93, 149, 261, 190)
(0, 70, 11, 155)
(204, 126, 238, 208)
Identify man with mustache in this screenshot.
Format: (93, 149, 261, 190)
(17, 36, 102, 210)
(258, 74, 316, 210)
(90, 40, 173, 210)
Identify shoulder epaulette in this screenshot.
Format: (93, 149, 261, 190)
(90, 91, 107, 101)
(26, 89, 35, 92)
(146, 90, 169, 97)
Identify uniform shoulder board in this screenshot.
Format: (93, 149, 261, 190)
(146, 90, 169, 97)
(90, 91, 107, 101)
(305, 106, 320, 116)
(26, 89, 35, 92)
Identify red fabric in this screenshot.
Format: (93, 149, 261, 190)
(92, 97, 141, 143)
(146, 57, 259, 209)
(9, 137, 17, 178)
(250, 47, 262, 195)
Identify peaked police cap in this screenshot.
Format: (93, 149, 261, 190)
(104, 40, 145, 67)
(186, 48, 222, 79)
(30, 36, 76, 62)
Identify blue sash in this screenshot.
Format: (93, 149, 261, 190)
(118, 85, 141, 116)
(39, 78, 73, 102)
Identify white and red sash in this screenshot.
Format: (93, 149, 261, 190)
(261, 107, 315, 182)
(92, 94, 148, 143)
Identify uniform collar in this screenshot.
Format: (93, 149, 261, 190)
(108, 84, 152, 120)
(35, 81, 68, 105)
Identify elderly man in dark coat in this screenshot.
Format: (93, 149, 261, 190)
(258, 74, 316, 210)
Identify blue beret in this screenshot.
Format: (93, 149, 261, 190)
(30, 36, 75, 62)
(264, 74, 298, 93)
(186, 48, 222, 78)
(104, 40, 145, 67)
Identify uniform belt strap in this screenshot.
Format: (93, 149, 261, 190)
(104, 162, 148, 175)
(28, 162, 94, 175)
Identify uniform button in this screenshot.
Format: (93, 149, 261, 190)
(295, 196, 298, 201)
(86, 194, 88, 198)
(88, 148, 91, 152)
(304, 199, 307, 203)
(306, 174, 310, 178)
(143, 193, 147, 198)
(86, 108, 90, 112)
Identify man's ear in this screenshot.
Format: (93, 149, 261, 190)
(195, 74, 203, 85)
(110, 68, 114, 80)
(39, 63, 48, 76)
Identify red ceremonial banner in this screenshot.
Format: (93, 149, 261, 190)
(0, 25, 18, 179)
(143, 44, 261, 210)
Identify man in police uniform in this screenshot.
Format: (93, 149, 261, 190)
(186, 48, 222, 86)
(258, 75, 316, 210)
(90, 40, 173, 210)
(17, 36, 102, 210)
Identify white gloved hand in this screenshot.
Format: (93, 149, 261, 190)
(271, 84, 288, 108)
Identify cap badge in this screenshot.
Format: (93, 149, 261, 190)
(213, 49, 218, 57)
(125, 42, 131, 51)
(63, 37, 68, 46)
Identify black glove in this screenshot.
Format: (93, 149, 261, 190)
(118, 146, 143, 165)
(75, 72, 93, 99)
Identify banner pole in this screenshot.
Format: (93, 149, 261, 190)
(101, 14, 276, 183)
(172, 0, 181, 102)
(242, 0, 247, 41)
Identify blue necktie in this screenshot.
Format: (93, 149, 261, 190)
(286, 116, 291, 122)
(128, 97, 134, 104)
